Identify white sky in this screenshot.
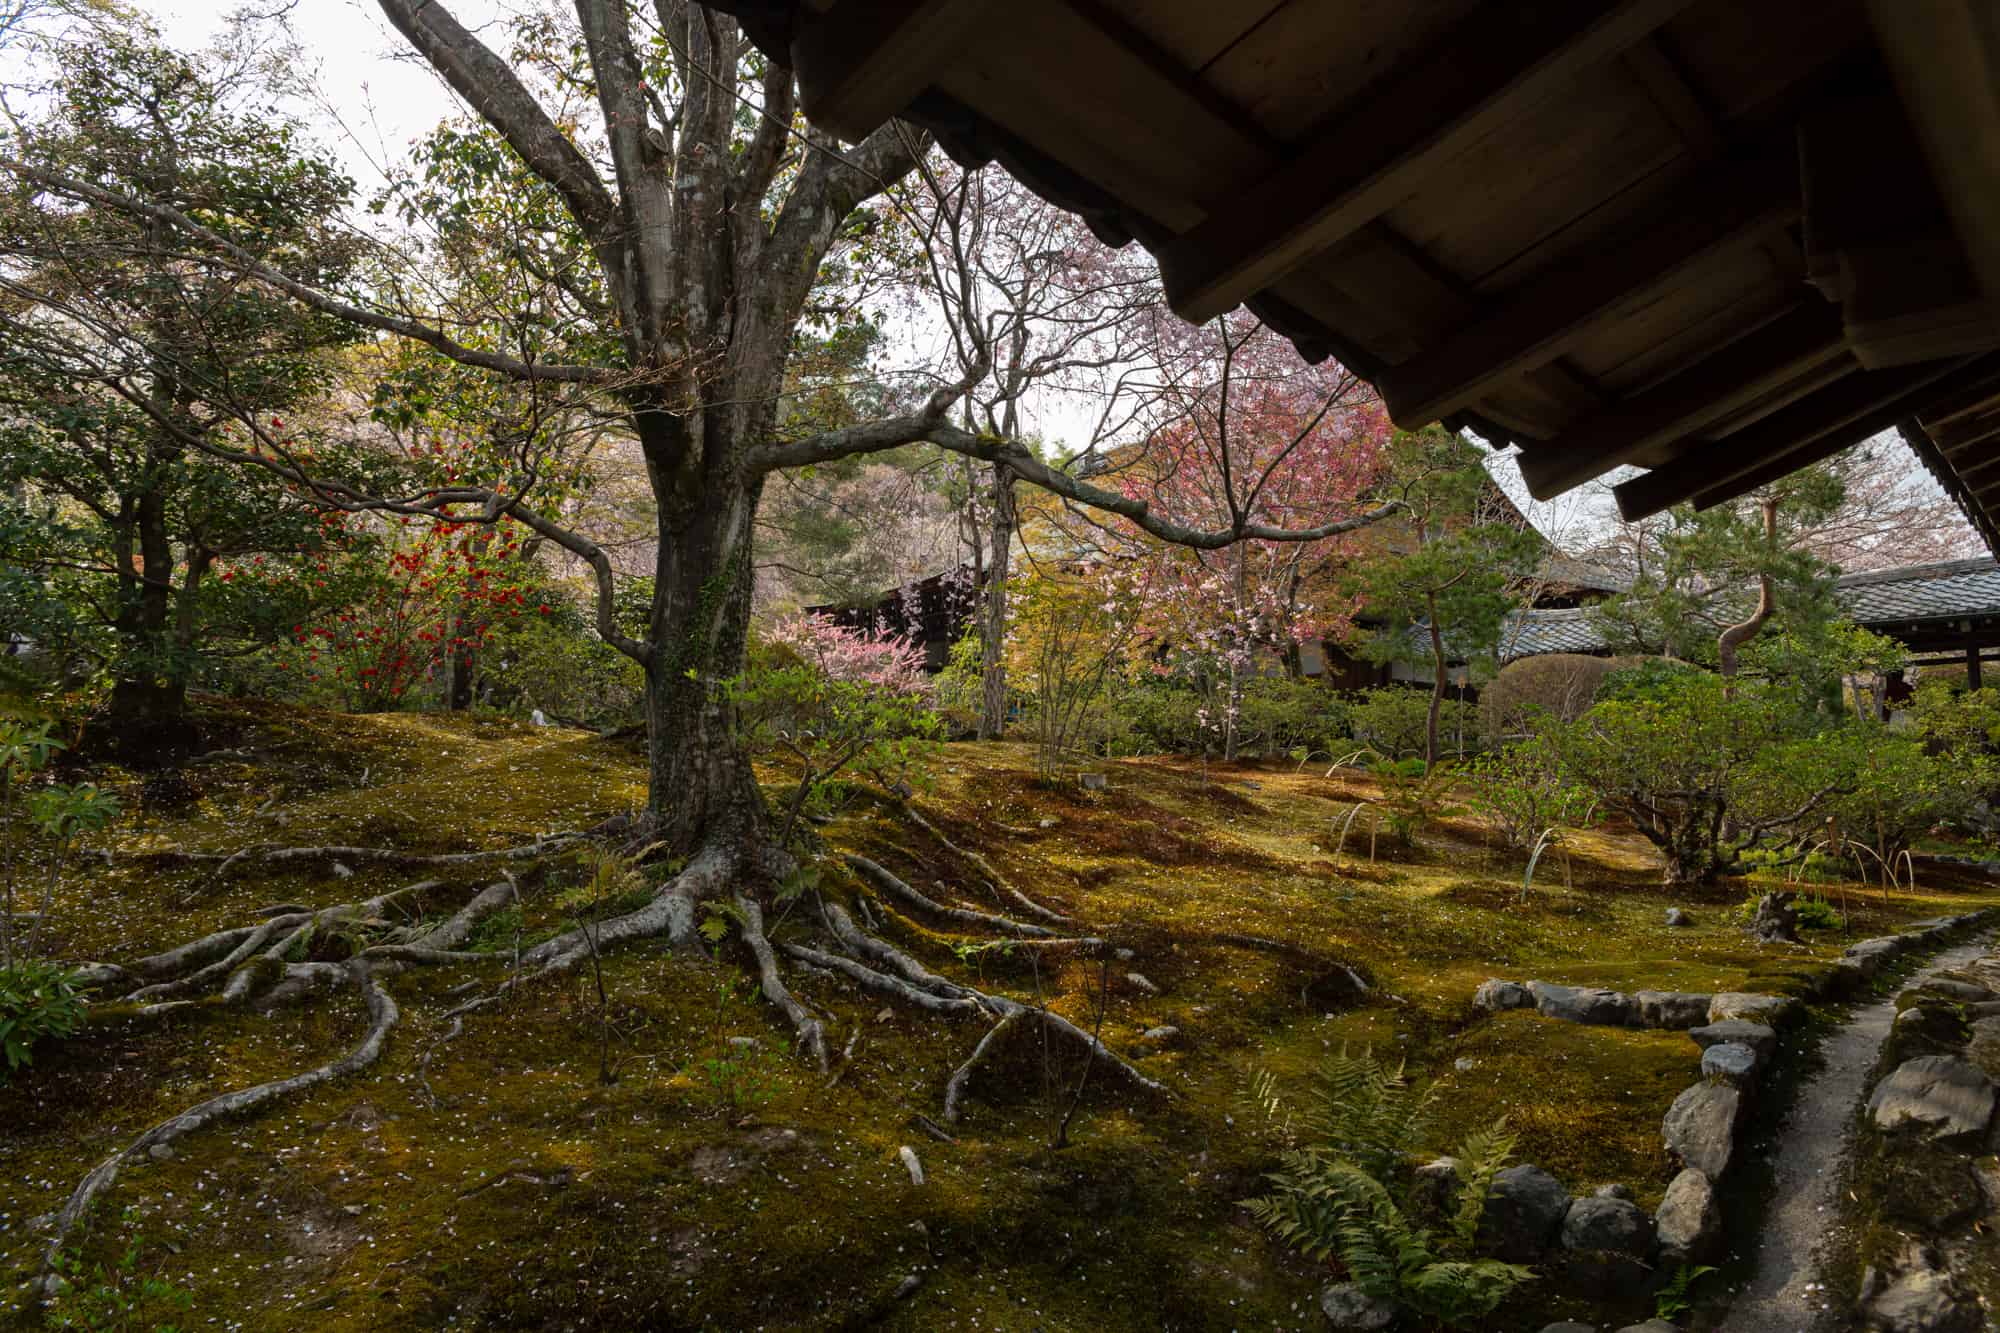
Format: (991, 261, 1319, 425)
(141, 2, 1982, 559)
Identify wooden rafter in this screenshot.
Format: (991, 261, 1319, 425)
(1377, 150, 1801, 431)
(1515, 302, 1847, 499)
(791, 0, 1002, 143)
(1863, 0, 2000, 302)
(1153, 0, 1694, 325)
(1614, 356, 1976, 519)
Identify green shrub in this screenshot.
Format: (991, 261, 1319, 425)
(1464, 732, 1594, 850)
(1347, 688, 1477, 759)
(1235, 676, 1348, 757)
(1116, 679, 1206, 755)
(1595, 655, 1704, 704)
(1477, 653, 1636, 744)
(1241, 1049, 1532, 1327)
(0, 958, 87, 1076)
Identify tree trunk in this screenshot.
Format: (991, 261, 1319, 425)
(1425, 593, 1446, 767)
(977, 465, 1015, 741)
(641, 462, 779, 871)
(106, 487, 188, 727)
(1717, 497, 1778, 682)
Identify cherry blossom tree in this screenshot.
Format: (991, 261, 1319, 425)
(1109, 316, 1391, 759)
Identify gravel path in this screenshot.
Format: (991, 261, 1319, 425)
(1714, 934, 1995, 1332)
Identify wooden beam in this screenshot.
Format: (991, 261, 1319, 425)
(1515, 302, 1847, 499)
(1623, 35, 1723, 159)
(792, 0, 1002, 143)
(1615, 357, 1973, 519)
(1688, 360, 2000, 512)
(1155, 0, 1694, 325)
(1864, 0, 2000, 301)
(1378, 150, 1801, 431)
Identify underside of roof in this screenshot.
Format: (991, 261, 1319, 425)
(713, 0, 2000, 545)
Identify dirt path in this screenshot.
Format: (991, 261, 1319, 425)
(1714, 934, 1995, 1333)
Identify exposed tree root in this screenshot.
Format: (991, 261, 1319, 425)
(846, 855, 1059, 939)
(40, 814, 1152, 1293)
(38, 961, 400, 1293)
(735, 895, 829, 1072)
(143, 833, 587, 879)
(944, 1009, 1025, 1122)
(898, 804, 1073, 924)
(788, 905, 1165, 1110)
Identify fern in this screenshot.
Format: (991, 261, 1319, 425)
(1243, 1049, 1534, 1327)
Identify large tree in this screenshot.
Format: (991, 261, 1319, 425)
(1, 1, 1392, 923)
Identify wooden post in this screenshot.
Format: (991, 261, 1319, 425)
(1969, 639, 1983, 691)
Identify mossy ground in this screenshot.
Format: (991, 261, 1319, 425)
(4, 700, 1997, 1330)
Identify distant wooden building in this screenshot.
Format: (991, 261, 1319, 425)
(1501, 555, 2000, 685)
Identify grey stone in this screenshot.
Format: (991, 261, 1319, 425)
(1539, 1325, 1599, 1333)
(1411, 1157, 1460, 1219)
(1748, 890, 1800, 943)
(1708, 992, 1801, 1027)
(1318, 1281, 1396, 1330)
(1634, 990, 1713, 1029)
(1868, 1056, 1997, 1143)
(1125, 971, 1161, 996)
(1861, 1268, 1981, 1333)
(1561, 1195, 1653, 1255)
(1663, 1082, 1741, 1178)
(1688, 1019, 1778, 1060)
(1966, 1016, 2000, 1078)
(1664, 907, 1693, 928)
(1613, 1324, 1681, 1333)
(1529, 980, 1637, 1026)
(147, 1143, 174, 1162)
(1141, 1025, 1180, 1042)
(1701, 1042, 1761, 1088)
(1654, 1168, 1721, 1265)
(1593, 1182, 1633, 1200)
(1078, 772, 1108, 791)
(1846, 937, 1907, 976)
(1923, 978, 1995, 1003)
(1473, 978, 1533, 1012)
(1477, 1163, 1571, 1263)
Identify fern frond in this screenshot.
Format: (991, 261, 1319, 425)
(1445, 1116, 1518, 1254)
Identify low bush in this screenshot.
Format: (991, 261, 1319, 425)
(1463, 732, 1593, 850)
(1235, 676, 1349, 758)
(0, 958, 87, 1076)
(1477, 653, 1636, 744)
(1347, 688, 1477, 760)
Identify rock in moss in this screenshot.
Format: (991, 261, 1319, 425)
(1474, 978, 1533, 1012)
(1613, 1323, 1681, 1333)
(1410, 1156, 1460, 1221)
(1868, 1057, 1997, 1144)
(1632, 990, 1710, 1029)
(1318, 1281, 1396, 1330)
(1539, 1324, 1599, 1333)
(1707, 992, 1800, 1027)
(1688, 1019, 1777, 1060)
(1529, 981, 1637, 1026)
(1663, 1083, 1740, 1178)
(1663, 907, 1692, 928)
(1860, 1267, 1982, 1333)
(1562, 1195, 1652, 1254)
(1476, 1163, 1571, 1262)
(1965, 1016, 2000, 1080)
(1654, 1168, 1720, 1265)
(1561, 1194, 1653, 1291)
(1701, 1042, 1761, 1089)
